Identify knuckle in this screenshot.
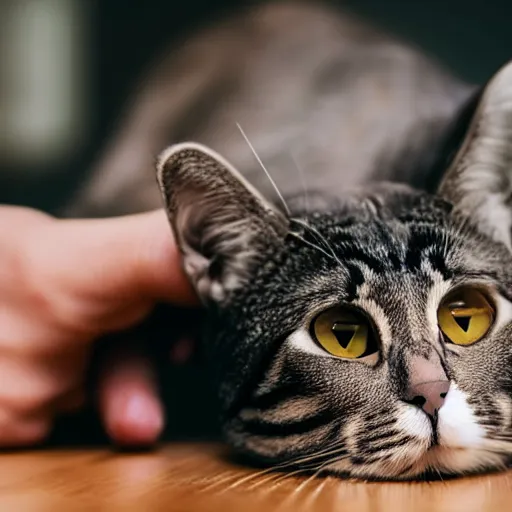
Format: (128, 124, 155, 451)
(16, 251, 54, 321)
(15, 234, 82, 334)
(0, 362, 60, 416)
(18, 253, 89, 337)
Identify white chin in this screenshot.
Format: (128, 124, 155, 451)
(326, 445, 505, 481)
(407, 446, 505, 478)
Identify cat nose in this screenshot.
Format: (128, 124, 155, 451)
(405, 381, 450, 417)
(404, 354, 450, 417)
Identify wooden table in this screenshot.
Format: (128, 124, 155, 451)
(1, 443, 511, 511)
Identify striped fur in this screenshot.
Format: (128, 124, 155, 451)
(214, 191, 512, 479)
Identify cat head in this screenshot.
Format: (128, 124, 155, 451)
(157, 60, 512, 480)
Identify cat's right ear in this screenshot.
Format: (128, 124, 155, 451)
(156, 143, 289, 305)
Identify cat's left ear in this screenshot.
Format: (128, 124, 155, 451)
(156, 142, 289, 305)
(438, 60, 512, 249)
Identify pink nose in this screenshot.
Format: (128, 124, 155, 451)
(405, 381, 450, 417)
(404, 355, 450, 417)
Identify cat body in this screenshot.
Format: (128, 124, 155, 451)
(67, 1, 471, 218)
(68, 1, 512, 480)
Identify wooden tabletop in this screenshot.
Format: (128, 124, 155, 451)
(2, 443, 512, 511)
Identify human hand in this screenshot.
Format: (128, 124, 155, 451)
(0, 205, 197, 447)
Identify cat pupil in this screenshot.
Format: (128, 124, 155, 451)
(332, 323, 356, 349)
(453, 315, 471, 332)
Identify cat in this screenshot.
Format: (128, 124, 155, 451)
(66, 1, 512, 480)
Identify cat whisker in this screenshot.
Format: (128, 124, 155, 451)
(246, 472, 289, 491)
(290, 217, 343, 265)
(286, 149, 340, 263)
(236, 122, 342, 265)
(255, 467, 311, 489)
(278, 454, 346, 506)
(299, 474, 330, 508)
(289, 461, 330, 495)
(245, 469, 303, 491)
(289, 231, 336, 260)
(218, 439, 348, 492)
(292, 444, 349, 468)
(219, 469, 288, 494)
(290, 151, 310, 214)
(215, 464, 286, 492)
(236, 122, 291, 217)
(199, 470, 248, 494)
(434, 466, 445, 483)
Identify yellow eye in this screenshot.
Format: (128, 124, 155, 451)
(311, 307, 377, 359)
(437, 288, 495, 346)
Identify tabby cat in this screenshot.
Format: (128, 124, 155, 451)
(67, 1, 512, 480)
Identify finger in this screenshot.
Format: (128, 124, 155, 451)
(23, 209, 199, 337)
(34, 209, 197, 308)
(0, 355, 82, 416)
(98, 350, 164, 447)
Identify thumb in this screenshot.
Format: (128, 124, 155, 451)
(48, 209, 197, 306)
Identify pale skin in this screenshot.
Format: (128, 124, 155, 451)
(0, 206, 197, 446)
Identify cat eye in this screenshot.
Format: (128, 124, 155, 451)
(311, 306, 378, 359)
(437, 288, 495, 346)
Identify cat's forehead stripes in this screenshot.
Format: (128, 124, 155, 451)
(333, 226, 452, 279)
(296, 214, 456, 300)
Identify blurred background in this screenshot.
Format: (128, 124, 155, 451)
(0, 0, 510, 214)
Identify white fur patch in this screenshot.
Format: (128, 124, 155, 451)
(425, 446, 504, 476)
(438, 384, 485, 448)
(396, 404, 432, 441)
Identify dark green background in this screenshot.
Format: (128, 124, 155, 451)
(1, 0, 510, 212)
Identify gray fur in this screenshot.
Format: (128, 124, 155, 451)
(65, 1, 472, 217)
(66, 1, 512, 480)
